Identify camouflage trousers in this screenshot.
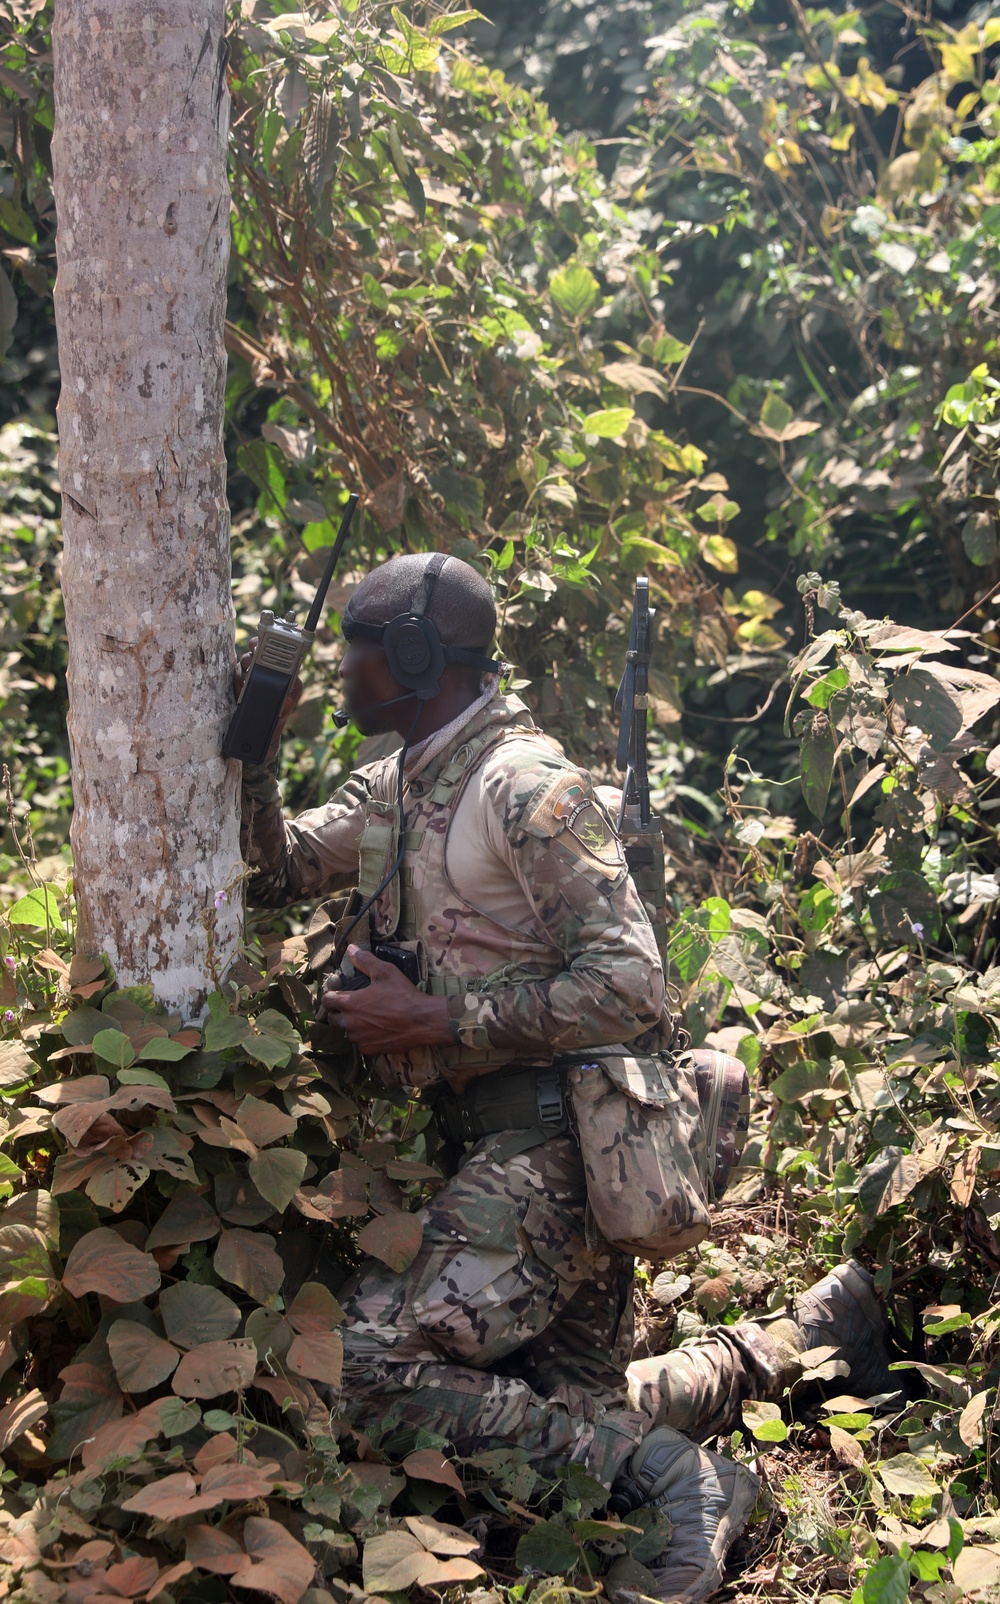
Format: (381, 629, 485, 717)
(336, 1131, 804, 1485)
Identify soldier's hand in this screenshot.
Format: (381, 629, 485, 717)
(322, 945, 452, 1054)
(233, 637, 303, 763)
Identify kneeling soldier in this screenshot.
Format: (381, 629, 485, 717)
(236, 552, 894, 1603)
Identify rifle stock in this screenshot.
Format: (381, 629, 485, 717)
(615, 578, 668, 969)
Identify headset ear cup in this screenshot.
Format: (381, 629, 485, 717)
(382, 615, 445, 697)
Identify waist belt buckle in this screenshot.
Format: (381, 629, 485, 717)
(536, 1070, 564, 1128)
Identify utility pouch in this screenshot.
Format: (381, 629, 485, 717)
(566, 1053, 711, 1260)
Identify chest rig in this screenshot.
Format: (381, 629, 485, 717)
(354, 717, 552, 1082)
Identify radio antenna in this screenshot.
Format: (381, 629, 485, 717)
(305, 492, 360, 634)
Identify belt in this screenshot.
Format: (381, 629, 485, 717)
(433, 1063, 573, 1163)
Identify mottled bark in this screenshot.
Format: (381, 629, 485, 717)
(51, 0, 241, 1017)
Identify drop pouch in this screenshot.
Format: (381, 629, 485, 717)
(566, 1053, 712, 1259)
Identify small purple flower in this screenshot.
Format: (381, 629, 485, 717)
(3, 957, 14, 972)
(214, 891, 228, 909)
(3, 1011, 14, 1023)
(910, 921, 924, 939)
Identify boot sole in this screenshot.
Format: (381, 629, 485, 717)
(614, 1458, 760, 1604)
(794, 1261, 894, 1399)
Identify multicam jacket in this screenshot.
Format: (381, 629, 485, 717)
(240, 691, 665, 1090)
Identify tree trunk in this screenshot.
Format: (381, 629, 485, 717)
(51, 0, 241, 1018)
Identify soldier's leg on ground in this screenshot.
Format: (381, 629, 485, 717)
(508, 1245, 635, 1409)
(626, 1261, 894, 1442)
(334, 1132, 646, 1483)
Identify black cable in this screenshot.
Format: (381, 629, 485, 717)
(330, 701, 424, 971)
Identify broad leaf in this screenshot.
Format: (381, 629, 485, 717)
(800, 713, 835, 818)
(145, 1188, 221, 1250)
(286, 1330, 343, 1387)
(62, 1227, 160, 1302)
(230, 1516, 316, 1604)
(160, 1281, 241, 1348)
(877, 1452, 938, 1496)
(581, 407, 633, 438)
(549, 261, 599, 319)
(357, 1209, 423, 1272)
(172, 1337, 257, 1399)
(249, 1146, 307, 1212)
(214, 1227, 285, 1302)
(515, 1519, 581, 1575)
(107, 1320, 180, 1391)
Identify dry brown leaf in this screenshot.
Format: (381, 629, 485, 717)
(0, 1387, 47, 1451)
(144, 1189, 221, 1251)
(356, 1209, 423, 1272)
(828, 1424, 865, 1468)
(959, 1388, 991, 1448)
(404, 1514, 480, 1555)
(107, 1321, 179, 1393)
(81, 1401, 165, 1471)
(229, 1516, 316, 1604)
(953, 1543, 1000, 1593)
(62, 1228, 161, 1302)
(199, 1461, 276, 1503)
(286, 1331, 343, 1387)
(171, 1338, 257, 1399)
(121, 1471, 218, 1520)
(185, 1524, 245, 1576)
(214, 1228, 284, 1302)
(402, 1451, 464, 1497)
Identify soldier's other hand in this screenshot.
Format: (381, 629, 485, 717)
(232, 636, 303, 763)
(322, 944, 453, 1054)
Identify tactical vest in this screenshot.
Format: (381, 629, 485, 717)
(354, 715, 567, 1088)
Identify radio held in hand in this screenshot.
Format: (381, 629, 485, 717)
(223, 492, 359, 764)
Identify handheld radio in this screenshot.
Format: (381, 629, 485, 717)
(223, 492, 359, 765)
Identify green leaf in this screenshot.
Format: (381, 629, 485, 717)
(204, 1014, 251, 1053)
(768, 1060, 831, 1103)
(704, 535, 738, 573)
(581, 407, 633, 439)
(8, 885, 61, 929)
(137, 1037, 192, 1062)
(653, 334, 690, 363)
(515, 1519, 581, 1576)
(877, 1453, 938, 1497)
(800, 714, 835, 818)
(91, 1029, 136, 1070)
(249, 1147, 308, 1213)
(760, 394, 793, 435)
(803, 667, 849, 709)
(736, 1033, 760, 1075)
(362, 272, 389, 311)
(549, 262, 600, 320)
(861, 1554, 910, 1604)
(742, 1400, 788, 1442)
(428, 8, 483, 34)
(159, 1397, 201, 1437)
(962, 512, 997, 568)
(245, 1010, 301, 1069)
(116, 1068, 170, 1091)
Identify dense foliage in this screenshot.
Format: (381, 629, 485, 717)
(5, 1, 1000, 1601)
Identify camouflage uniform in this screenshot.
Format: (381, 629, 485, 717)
(240, 690, 805, 1483)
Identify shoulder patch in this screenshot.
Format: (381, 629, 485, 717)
(524, 770, 627, 880)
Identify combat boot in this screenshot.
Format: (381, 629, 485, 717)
(791, 1260, 894, 1400)
(605, 1426, 759, 1604)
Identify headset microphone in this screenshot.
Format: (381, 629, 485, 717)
(332, 691, 417, 729)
